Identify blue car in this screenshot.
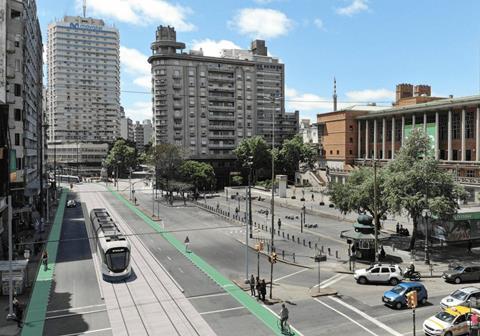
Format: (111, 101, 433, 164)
(382, 282, 428, 309)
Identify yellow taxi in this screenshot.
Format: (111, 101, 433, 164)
(423, 306, 471, 336)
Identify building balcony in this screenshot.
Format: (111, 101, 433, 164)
(208, 76, 234, 82)
(208, 133, 236, 139)
(207, 95, 235, 101)
(208, 105, 235, 111)
(208, 143, 236, 149)
(208, 115, 235, 120)
(208, 124, 236, 130)
(208, 86, 235, 92)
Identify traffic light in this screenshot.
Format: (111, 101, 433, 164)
(405, 291, 417, 309)
(269, 252, 277, 263)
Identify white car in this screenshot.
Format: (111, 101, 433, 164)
(354, 263, 403, 285)
(440, 287, 480, 309)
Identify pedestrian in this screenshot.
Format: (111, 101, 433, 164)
(260, 279, 267, 301)
(42, 250, 48, 271)
(379, 246, 386, 260)
(216, 202, 220, 211)
(468, 240, 473, 253)
(256, 276, 261, 299)
(134, 197, 137, 205)
(250, 274, 255, 296)
(311, 193, 314, 201)
(15, 303, 23, 328)
(396, 222, 400, 234)
(265, 210, 269, 218)
(277, 218, 282, 231)
(184, 236, 190, 253)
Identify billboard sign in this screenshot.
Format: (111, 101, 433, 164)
(403, 122, 436, 156)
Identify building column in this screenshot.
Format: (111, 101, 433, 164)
(412, 114, 416, 128)
(391, 117, 395, 159)
(373, 119, 377, 159)
(382, 118, 386, 160)
(357, 120, 362, 159)
(476, 106, 480, 161)
(401, 115, 405, 146)
(365, 120, 369, 159)
(448, 109, 452, 161)
(435, 111, 439, 160)
(423, 113, 427, 132)
(461, 108, 466, 161)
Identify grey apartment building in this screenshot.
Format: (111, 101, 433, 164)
(0, 0, 43, 235)
(148, 26, 298, 180)
(46, 16, 121, 175)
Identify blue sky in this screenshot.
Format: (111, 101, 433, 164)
(38, 0, 480, 122)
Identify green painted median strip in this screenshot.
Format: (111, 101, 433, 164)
(108, 187, 284, 335)
(22, 189, 67, 336)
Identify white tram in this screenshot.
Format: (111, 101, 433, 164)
(90, 208, 131, 280)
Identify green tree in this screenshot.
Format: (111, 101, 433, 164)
(384, 128, 468, 250)
(104, 139, 137, 177)
(277, 135, 316, 178)
(150, 144, 185, 198)
(327, 166, 390, 229)
(180, 160, 216, 193)
(231, 175, 243, 186)
(233, 136, 271, 183)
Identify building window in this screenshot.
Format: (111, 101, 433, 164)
(10, 9, 21, 19)
(465, 111, 474, 139)
(466, 149, 472, 161)
(368, 122, 374, 142)
(466, 169, 475, 177)
(388, 150, 392, 159)
(14, 109, 21, 121)
(452, 112, 460, 140)
(330, 150, 333, 155)
(439, 115, 447, 141)
(386, 125, 392, 141)
(349, 137, 353, 143)
(395, 121, 402, 141)
(336, 150, 340, 155)
(349, 150, 353, 155)
(14, 133, 20, 146)
(14, 84, 21, 96)
(452, 150, 458, 161)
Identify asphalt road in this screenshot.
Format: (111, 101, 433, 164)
(44, 191, 112, 336)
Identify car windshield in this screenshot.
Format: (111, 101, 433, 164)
(435, 312, 456, 323)
(454, 266, 465, 272)
(450, 290, 468, 301)
(390, 285, 405, 294)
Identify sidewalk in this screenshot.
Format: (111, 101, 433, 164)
(0, 188, 62, 336)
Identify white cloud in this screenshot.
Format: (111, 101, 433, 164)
(120, 46, 151, 90)
(124, 101, 152, 122)
(191, 39, 241, 57)
(345, 88, 395, 102)
(76, 0, 195, 31)
(336, 0, 369, 16)
(229, 8, 293, 39)
(285, 86, 340, 112)
(313, 18, 324, 29)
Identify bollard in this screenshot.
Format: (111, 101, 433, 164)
(321, 245, 324, 253)
(297, 237, 300, 244)
(328, 248, 331, 256)
(309, 241, 311, 248)
(335, 250, 339, 259)
(315, 243, 317, 250)
(278, 230, 280, 236)
(282, 232, 285, 238)
(261, 225, 264, 230)
(282, 250, 285, 259)
(293, 252, 296, 263)
(303, 239, 305, 246)
(392, 243, 396, 252)
(267, 244, 270, 253)
(287, 233, 290, 240)
(254, 222, 256, 227)
(292, 235, 295, 242)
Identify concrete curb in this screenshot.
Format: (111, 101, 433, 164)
(310, 287, 338, 297)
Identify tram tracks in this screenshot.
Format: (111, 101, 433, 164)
(84, 186, 213, 336)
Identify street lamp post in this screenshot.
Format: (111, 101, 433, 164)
(301, 204, 306, 233)
(373, 159, 379, 262)
(269, 92, 279, 300)
(422, 209, 431, 264)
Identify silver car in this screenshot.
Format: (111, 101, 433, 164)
(440, 286, 480, 309)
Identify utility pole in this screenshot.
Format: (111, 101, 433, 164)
(7, 196, 14, 320)
(244, 184, 249, 284)
(373, 159, 378, 263)
(269, 93, 277, 300)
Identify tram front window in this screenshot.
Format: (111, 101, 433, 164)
(106, 248, 129, 272)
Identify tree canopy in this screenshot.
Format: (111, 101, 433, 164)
(233, 136, 271, 182)
(149, 143, 185, 187)
(180, 160, 216, 192)
(277, 134, 316, 177)
(104, 139, 137, 177)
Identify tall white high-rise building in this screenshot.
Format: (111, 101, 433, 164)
(46, 16, 120, 175)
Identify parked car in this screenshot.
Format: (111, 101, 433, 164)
(423, 306, 473, 336)
(382, 282, 428, 309)
(443, 265, 480, 284)
(66, 200, 77, 208)
(440, 287, 480, 309)
(354, 263, 403, 285)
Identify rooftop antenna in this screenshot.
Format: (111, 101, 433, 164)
(83, 0, 86, 18)
(333, 77, 338, 112)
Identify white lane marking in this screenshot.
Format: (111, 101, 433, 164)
(189, 292, 230, 300)
(311, 273, 344, 289)
(47, 304, 106, 314)
(319, 274, 348, 289)
(157, 247, 162, 251)
(274, 268, 309, 282)
(178, 267, 184, 273)
(45, 308, 107, 320)
(314, 298, 380, 336)
(167, 256, 172, 261)
(263, 305, 305, 336)
(57, 327, 113, 336)
(329, 296, 403, 336)
(200, 306, 245, 315)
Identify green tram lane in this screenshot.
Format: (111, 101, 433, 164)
(22, 189, 67, 336)
(108, 186, 292, 336)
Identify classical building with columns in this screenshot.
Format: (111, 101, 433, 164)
(318, 84, 480, 202)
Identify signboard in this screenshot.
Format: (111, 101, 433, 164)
(68, 22, 103, 31)
(403, 123, 436, 156)
(419, 212, 480, 242)
(0, 0, 7, 103)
